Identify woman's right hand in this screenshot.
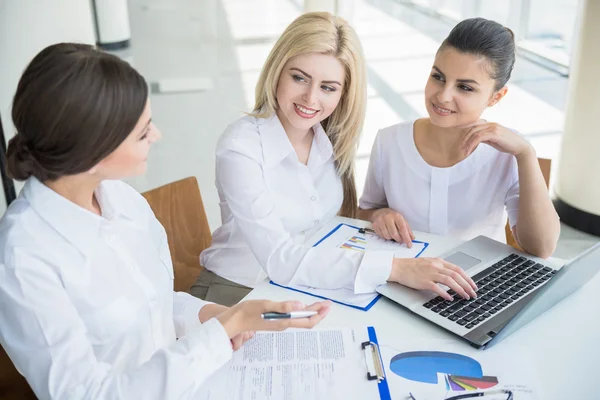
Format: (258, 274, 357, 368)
(389, 257, 478, 301)
(371, 208, 415, 248)
(216, 300, 331, 339)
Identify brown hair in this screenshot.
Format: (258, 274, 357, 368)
(6, 42, 148, 181)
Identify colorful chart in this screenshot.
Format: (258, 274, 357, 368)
(339, 235, 367, 252)
(389, 351, 498, 391)
(447, 375, 499, 391)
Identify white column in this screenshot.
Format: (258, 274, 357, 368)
(0, 0, 96, 214)
(554, 0, 600, 236)
(304, 0, 338, 14)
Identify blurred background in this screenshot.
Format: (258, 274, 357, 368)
(0, 0, 598, 257)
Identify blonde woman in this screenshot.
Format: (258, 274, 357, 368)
(191, 12, 477, 306)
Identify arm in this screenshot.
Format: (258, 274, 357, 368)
(216, 146, 394, 294)
(512, 147, 560, 258)
(357, 133, 414, 246)
(0, 254, 233, 400)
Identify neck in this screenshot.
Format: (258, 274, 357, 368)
(45, 174, 103, 216)
(422, 118, 467, 154)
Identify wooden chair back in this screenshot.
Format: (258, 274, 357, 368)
(505, 158, 552, 249)
(142, 176, 212, 292)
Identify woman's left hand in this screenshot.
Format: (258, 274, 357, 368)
(199, 303, 255, 351)
(461, 120, 533, 157)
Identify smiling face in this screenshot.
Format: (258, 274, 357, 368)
(424, 47, 505, 129)
(275, 52, 345, 135)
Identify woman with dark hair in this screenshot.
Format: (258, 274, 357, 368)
(0, 43, 330, 400)
(358, 18, 560, 297)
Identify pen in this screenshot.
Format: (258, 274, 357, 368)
(358, 227, 376, 235)
(261, 311, 318, 320)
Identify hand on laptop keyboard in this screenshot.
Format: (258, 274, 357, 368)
(389, 257, 478, 301)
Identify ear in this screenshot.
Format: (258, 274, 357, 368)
(488, 86, 508, 107)
(87, 163, 100, 175)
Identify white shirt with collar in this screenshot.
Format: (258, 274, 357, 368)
(359, 121, 520, 242)
(201, 114, 394, 293)
(0, 177, 233, 400)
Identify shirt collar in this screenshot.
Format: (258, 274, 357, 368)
(258, 113, 333, 167)
(23, 177, 133, 258)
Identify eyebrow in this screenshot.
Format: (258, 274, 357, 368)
(432, 66, 480, 85)
(289, 67, 342, 86)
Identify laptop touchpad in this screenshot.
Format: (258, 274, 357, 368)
(444, 252, 481, 271)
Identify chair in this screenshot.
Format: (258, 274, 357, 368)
(142, 176, 212, 292)
(505, 158, 552, 249)
(0, 346, 36, 399)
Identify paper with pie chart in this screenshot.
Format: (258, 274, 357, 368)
(376, 336, 537, 399)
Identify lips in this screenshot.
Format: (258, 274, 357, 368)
(431, 102, 456, 116)
(294, 103, 319, 119)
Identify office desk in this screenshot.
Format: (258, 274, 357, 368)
(243, 217, 600, 399)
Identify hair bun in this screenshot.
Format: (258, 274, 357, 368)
(6, 133, 43, 181)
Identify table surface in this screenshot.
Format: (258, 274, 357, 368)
(243, 217, 600, 399)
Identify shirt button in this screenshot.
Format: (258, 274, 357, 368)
(300, 231, 306, 235)
(314, 220, 320, 225)
(107, 234, 116, 244)
(311, 196, 317, 201)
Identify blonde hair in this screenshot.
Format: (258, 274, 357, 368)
(252, 12, 367, 218)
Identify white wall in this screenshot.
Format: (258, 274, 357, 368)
(0, 0, 97, 214)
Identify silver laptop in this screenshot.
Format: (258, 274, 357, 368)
(377, 235, 600, 349)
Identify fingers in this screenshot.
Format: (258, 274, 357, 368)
(395, 219, 412, 248)
(427, 282, 454, 301)
(268, 300, 305, 314)
(303, 300, 333, 314)
(436, 273, 471, 300)
(444, 263, 478, 292)
(461, 124, 490, 154)
(439, 262, 478, 298)
(377, 223, 393, 240)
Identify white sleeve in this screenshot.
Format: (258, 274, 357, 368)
(146, 196, 215, 338)
(505, 156, 520, 229)
(359, 131, 388, 210)
(216, 144, 393, 294)
(0, 251, 232, 400)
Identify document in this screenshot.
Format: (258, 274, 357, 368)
(376, 333, 538, 400)
(271, 223, 429, 310)
(195, 328, 388, 400)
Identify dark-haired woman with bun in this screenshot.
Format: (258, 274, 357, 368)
(358, 18, 559, 294)
(0, 43, 330, 400)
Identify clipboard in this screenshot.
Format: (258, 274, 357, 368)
(364, 326, 392, 400)
(270, 223, 429, 311)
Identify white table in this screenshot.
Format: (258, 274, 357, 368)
(243, 217, 600, 399)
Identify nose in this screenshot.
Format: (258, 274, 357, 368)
(302, 84, 318, 106)
(149, 125, 162, 143)
(437, 85, 453, 103)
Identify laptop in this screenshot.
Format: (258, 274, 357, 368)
(376, 235, 600, 349)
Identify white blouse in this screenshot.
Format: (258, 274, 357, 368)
(359, 121, 520, 242)
(201, 114, 394, 293)
(0, 177, 232, 400)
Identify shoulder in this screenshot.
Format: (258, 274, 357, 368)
(370, 121, 415, 158)
(217, 115, 263, 160)
(375, 121, 415, 145)
(0, 198, 54, 267)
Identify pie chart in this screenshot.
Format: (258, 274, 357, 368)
(389, 351, 498, 390)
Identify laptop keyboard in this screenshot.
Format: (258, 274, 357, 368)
(423, 253, 557, 330)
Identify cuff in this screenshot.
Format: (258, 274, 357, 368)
(354, 250, 395, 294)
(182, 293, 214, 333)
(187, 318, 233, 367)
